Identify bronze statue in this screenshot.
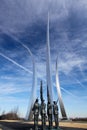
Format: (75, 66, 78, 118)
(47, 101, 53, 129)
(40, 99, 46, 130)
(32, 98, 39, 130)
(53, 101, 59, 128)
(40, 81, 46, 129)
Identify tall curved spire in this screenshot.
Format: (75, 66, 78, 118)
(46, 12, 53, 104)
(22, 44, 36, 120)
(56, 57, 67, 119)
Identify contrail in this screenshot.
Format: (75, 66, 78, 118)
(62, 36, 86, 90)
(54, 82, 86, 100)
(61, 87, 78, 98)
(67, 72, 86, 89)
(20, 44, 33, 58)
(75, 79, 86, 89)
(53, 82, 78, 98)
(61, 87, 87, 99)
(0, 53, 32, 74)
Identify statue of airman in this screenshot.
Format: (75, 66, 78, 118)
(40, 99, 46, 130)
(53, 101, 59, 128)
(47, 101, 53, 129)
(32, 98, 39, 130)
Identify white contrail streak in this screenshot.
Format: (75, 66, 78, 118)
(0, 53, 32, 74)
(53, 82, 78, 98)
(61, 87, 87, 99)
(61, 87, 78, 98)
(62, 36, 86, 90)
(76, 79, 86, 89)
(20, 44, 33, 58)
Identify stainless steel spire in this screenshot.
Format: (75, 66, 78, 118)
(56, 57, 67, 119)
(23, 44, 36, 120)
(46, 13, 53, 104)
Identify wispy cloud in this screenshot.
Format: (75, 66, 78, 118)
(58, 52, 86, 74)
(0, 83, 31, 95)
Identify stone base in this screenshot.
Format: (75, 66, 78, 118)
(46, 127, 62, 130)
(37, 126, 62, 130)
(52, 128, 62, 130)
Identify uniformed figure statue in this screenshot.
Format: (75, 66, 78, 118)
(53, 101, 59, 128)
(32, 99, 39, 130)
(47, 101, 53, 129)
(40, 99, 46, 130)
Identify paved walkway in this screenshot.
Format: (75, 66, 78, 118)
(0, 124, 13, 130)
(0, 120, 87, 130)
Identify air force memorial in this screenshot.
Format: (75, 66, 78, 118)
(27, 14, 67, 130)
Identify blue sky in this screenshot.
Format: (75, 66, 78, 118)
(0, 0, 87, 118)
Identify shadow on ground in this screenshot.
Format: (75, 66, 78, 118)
(0, 121, 86, 130)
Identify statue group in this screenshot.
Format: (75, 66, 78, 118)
(32, 81, 59, 130)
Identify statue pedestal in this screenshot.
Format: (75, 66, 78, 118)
(52, 128, 62, 130)
(46, 127, 62, 130)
